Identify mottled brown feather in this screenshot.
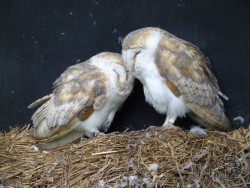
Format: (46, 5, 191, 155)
(155, 31, 230, 130)
(166, 80, 181, 97)
(78, 106, 94, 121)
(187, 103, 230, 131)
(31, 62, 108, 141)
(32, 117, 80, 142)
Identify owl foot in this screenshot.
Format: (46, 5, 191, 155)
(146, 125, 160, 131)
(84, 129, 101, 138)
(162, 116, 178, 129)
(94, 130, 106, 137)
(246, 131, 250, 139)
(162, 116, 179, 130)
(163, 124, 181, 130)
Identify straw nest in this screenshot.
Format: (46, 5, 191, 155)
(0, 125, 250, 188)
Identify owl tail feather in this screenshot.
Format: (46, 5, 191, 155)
(28, 94, 52, 108)
(218, 92, 229, 101)
(32, 117, 81, 142)
(37, 130, 84, 150)
(187, 103, 231, 131)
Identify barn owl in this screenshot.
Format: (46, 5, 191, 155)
(122, 27, 230, 131)
(28, 52, 134, 149)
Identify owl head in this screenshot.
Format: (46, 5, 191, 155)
(122, 27, 164, 74)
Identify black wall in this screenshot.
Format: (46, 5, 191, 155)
(0, 0, 249, 131)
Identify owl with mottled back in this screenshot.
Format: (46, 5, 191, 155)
(28, 52, 134, 149)
(122, 27, 230, 131)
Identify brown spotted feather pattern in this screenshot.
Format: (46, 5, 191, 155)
(28, 52, 134, 149)
(155, 31, 230, 130)
(31, 63, 107, 140)
(122, 27, 230, 131)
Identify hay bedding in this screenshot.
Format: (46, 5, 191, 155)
(0, 125, 250, 188)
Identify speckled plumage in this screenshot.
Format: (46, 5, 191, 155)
(28, 52, 134, 149)
(122, 27, 230, 131)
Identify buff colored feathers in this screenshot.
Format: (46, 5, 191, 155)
(29, 27, 230, 150)
(28, 52, 134, 149)
(122, 27, 230, 131)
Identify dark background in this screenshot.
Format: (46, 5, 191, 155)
(0, 0, 249, 132)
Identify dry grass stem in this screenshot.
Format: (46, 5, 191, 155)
(0, 125, 249, 187)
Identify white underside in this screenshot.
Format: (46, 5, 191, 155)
(124, 32, 188, 126)
(75, 89, 126, 137)
(143, 76, 187, 118)
(141, 73, 188, 127)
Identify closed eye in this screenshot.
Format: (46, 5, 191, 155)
(134, 51, 140, 59)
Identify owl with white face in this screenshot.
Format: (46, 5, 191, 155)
(28, 52, 134, 149)
(122, 27, 230, 131)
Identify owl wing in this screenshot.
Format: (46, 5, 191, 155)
(29, 62, 107, 142)
(155, 34, 230, 130)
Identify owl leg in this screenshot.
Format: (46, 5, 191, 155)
(101, 111, 116, 132)
(162, 115, 180, 129)
(101, 121, 111, 133)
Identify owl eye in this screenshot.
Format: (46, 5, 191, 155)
(134, 51, 141, 59)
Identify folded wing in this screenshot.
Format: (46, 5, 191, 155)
(29, 62, 107, 142)
(155, 33, 230, 130)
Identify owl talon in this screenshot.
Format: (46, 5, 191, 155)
(162, 116, 177, 129)
(163, 124, 180, 130)
(94, 130, 106, 137)
(97, 132, 106, 137)
(246, 132, 250, 139)
(146, 125, 160, 131)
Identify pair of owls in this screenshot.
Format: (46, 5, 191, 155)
(29, 27, 230, 149)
